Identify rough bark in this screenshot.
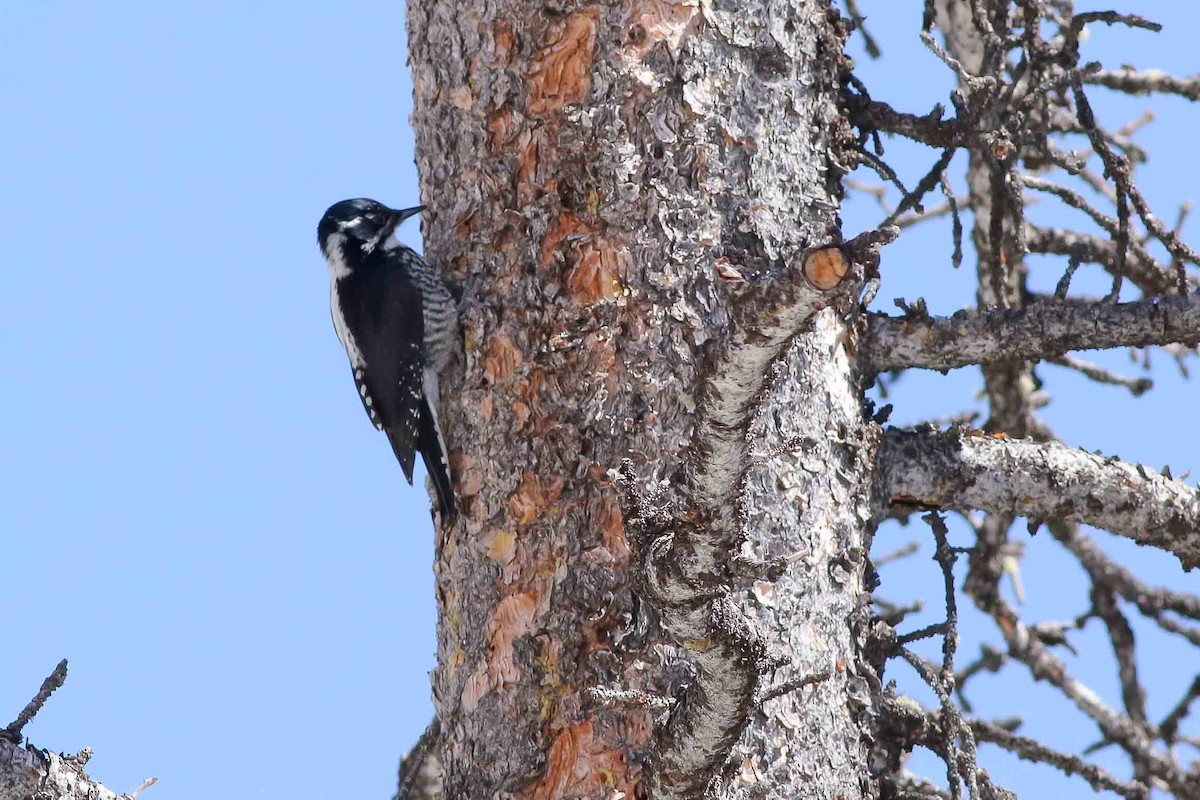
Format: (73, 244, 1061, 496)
(406, 1, 876, 797)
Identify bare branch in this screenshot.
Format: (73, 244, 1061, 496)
(969, 718, 1149, 800)
(1050, 522, 1200, 621)
(874, 540, 920, 567)
(1083, 67, 1200, 100)
(1026, 225, 1184, 295)
(1159, 674, 1200, 746)
(1047, 354, 1152, 396)
(3, 659, 68, 742)
(1088, 585, 1150, 736)
(878, 427, 1200, 570)
(860, 294, 1200, 374)
(964, 585, 1189, 793)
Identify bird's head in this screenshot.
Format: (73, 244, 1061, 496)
(317, 199, 424, 272)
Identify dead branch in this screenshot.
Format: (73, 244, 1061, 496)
(1083, 67, 1200, 101)
(861, 294, 1200, 374)
(878, 427, 1200, 570)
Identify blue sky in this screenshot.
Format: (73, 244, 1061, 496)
(2, 3, 1196, 799)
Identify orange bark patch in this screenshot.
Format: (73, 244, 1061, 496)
(568, 239, 627, 305)
(508, 471, 547, 525)
(527, 8, 599, 116)
(528, 721, 636, 799)
(484, 334, 522, 384)
(460, 669, 491, 714)
(597, 494, 631, 561)
(486, 529, 517, 565)
(451, 452, 484, 498)
(487, 591, 538, 685)
(516, 369, 549, 426)
(803, 245, 850, 290)
(516, 126, 559, 205)
(506, 472, 564, 525)
(539, 211, 596, 267)
(492, 20, 516, 64)
(487, 107, 520, 154)
(532, 722, 585, 800)
(626, 0, 699, 60)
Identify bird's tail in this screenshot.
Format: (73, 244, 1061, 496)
(418, 401, 456, 522)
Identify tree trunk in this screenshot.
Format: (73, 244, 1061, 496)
(406, 1, 872, 796)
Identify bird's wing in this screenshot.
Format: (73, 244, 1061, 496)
(340, 263, 426, 484)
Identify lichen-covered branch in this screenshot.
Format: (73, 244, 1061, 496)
(860, 293, 1200, 373)
(615, 463, 764, 799)
(878, 427, 1200, 569)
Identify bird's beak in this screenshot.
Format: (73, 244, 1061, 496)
(377, 205, 424, 240)
(392, 205, 426, 225)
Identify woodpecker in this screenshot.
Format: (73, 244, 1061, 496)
(317, 198, 456, 520)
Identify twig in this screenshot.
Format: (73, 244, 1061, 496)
(1159, 674, 1200, 746)
(1047, 354, 1152, 396)
(3, 659, 68, 742)
(969, 718, 1149, 800)
(875, 541, 920, 568)
(1084, 67, 1200, 100)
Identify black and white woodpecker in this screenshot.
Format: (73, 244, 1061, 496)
(317, 198, 456, 520)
